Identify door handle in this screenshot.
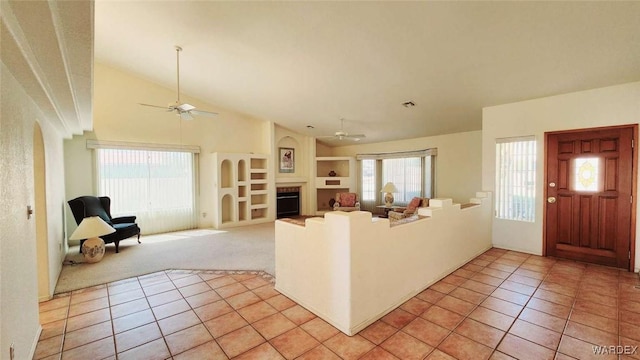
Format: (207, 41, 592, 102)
(547, 197, 556, 204)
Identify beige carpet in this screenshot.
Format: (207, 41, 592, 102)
(55, 222, 275, 294)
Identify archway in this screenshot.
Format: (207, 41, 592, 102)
(34, 122, 50, 300)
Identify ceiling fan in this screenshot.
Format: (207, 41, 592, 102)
(317, 119, 366, 141)
(139, 46, 218, 121)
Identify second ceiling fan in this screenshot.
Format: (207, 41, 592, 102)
(139, 46, 218, 121)
(317, 119, 366, 141)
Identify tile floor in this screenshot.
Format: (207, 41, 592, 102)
(35, 248, 640, 360)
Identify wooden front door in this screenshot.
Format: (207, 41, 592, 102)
(545, 126, 636, 269)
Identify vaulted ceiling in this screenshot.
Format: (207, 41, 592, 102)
(95, 1, 640, 145)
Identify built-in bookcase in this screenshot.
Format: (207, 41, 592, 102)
(213, 152, 271, 228)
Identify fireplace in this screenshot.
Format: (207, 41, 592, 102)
(276, 187, 300, 218)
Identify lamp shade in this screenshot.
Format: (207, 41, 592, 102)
(69, 216, 115, 240)
(380, 182, 398, 193)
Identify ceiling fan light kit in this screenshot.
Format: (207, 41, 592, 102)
(138, 46, 218, 120)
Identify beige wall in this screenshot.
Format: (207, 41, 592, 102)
(65, 63, 272, 232)
(482, 81, 640, 272)
(274, 124, 317, 215)
(330, 130, 483, 204)
(1, 64, 68, 360)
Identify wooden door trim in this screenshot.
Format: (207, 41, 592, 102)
(543, 124, 637, 271)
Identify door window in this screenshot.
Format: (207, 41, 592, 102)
(573, 157, 599, 192)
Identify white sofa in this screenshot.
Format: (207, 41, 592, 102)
(275, 192, 492, 335)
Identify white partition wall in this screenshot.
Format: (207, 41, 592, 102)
(275, 193, 492, 335)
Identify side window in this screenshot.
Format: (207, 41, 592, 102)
(495, 137, 536, 222)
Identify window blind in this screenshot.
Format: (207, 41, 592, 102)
(96, 148, 198, 234)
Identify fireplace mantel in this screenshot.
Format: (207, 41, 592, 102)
(275, 177, 308, 185)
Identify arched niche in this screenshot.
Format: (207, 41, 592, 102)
(238, 159, 247, 182)
(277, 135, 302, 175)
(220, 159, 233, 188)
(221, 194, 234, 223)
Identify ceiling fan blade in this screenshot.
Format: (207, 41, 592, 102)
(139, 103, 171, 110)
(347, 134, 366, 138)
(190, 109, 218, 117)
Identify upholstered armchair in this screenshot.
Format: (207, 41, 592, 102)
(68, 196, 141, 253)
(388, 197, 429, 220)
(333, 192, 360, 212)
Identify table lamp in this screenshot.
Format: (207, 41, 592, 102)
(69, 216, 115, 263)
(381, 182, 398, 206)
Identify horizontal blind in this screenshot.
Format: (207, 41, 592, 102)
(495, 137, 536, 222)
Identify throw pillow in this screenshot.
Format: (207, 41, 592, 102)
(406, 196, 422, 212)
(340, 193, 357, 207)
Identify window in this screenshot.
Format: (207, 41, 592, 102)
(382, 157, 422, 203)
(361, 159, 376, 202)
(495, 137, 536, 222)
(89, 141, 199, 234)
(357, 149, 436, 212)
(573, 157, 599, 192)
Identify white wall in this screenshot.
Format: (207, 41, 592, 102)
(331, 130, 483, 204)
(482, 81, 640, 272)
(64, 63, 272, 233)
(1, 64, 68, 360)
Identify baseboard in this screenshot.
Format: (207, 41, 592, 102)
(491, 243, 542, 256)
(29, 325, 42, 360)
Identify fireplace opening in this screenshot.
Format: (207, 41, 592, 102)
(276, 187, 300, 218)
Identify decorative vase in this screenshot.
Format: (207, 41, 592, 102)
(82, 237, 106, 263)
(328, 170, 337, 177)
(384, 193, 394, 207)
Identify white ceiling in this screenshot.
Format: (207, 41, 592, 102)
(95, 1, 640, 146)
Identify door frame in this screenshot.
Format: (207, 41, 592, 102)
(543, 124, 638, 271)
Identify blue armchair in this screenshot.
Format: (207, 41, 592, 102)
(68, 196, 141, 253)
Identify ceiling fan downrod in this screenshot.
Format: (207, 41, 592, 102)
(175, 45, 182, 105)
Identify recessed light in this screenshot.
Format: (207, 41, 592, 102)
(402, 101, 416, 108)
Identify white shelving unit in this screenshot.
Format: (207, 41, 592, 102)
(315, 157, 356, 214)
(213, 152, 271, 228)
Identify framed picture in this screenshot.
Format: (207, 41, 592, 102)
(279, 147, 295, 173)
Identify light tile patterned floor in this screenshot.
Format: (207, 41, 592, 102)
(35, 248, 640, 359)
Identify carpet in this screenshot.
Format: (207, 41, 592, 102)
(55, 222, 275, 294)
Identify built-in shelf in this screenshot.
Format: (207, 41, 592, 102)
(315, 157, 355, 214)
(213, 152, 272, 228)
